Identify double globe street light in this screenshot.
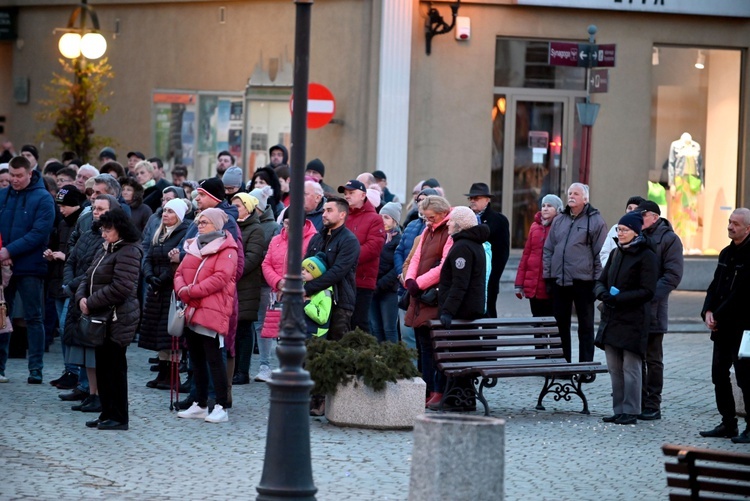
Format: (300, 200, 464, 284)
(56, 0, 107, 60)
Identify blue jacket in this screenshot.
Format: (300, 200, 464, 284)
(394, 217, 425, 295)
(0, 171, 56, 276)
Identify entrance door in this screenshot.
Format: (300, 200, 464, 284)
(491, 92, 583, 248)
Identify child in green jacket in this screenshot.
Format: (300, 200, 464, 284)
(302, 255, 332, 338)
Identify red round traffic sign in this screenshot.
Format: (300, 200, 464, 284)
(289, 83, 336, 129)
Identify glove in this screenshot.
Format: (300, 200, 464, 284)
(514, 287, 524, 300)
(405, 279, 421, 297)
(440, 313, 453, 328)
(545, 278, 555, 296)
(150, 277, 162, 289)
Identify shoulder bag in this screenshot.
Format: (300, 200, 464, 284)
(76, 310, 111, 348)
(167, 291, 186, 337)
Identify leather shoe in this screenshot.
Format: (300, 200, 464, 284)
(97, 419, 128, 431)
(232, 373, 250, 385)
(615, 414, 637, 425)
(731, 428, 750, 444)
(59, 388, 89, 401)
(85, 418, 101, 428)
(602, 414, 622, 423)
(80, 394, 102, 413)
(699, 423, 739, 438)
(638, 409, 661, 420)
(72, 395, 95, 411)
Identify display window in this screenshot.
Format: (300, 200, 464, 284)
(650, 46, 742, 255)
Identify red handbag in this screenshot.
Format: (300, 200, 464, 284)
(261, 307, 282, 339)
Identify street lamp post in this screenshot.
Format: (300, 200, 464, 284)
(57, 0, 107, 60)
(255, 1, 317, 500)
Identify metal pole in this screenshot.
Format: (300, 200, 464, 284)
(256, 0, 317, 500)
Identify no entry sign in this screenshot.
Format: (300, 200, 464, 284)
(289, 83, 336, 129)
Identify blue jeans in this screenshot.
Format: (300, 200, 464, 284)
(0, 276, 45, 374)
(56, 298, 79, 376)
(398, 309, 417, 369)
(254, 285, 277, 369)
(369, 291, 399, 343)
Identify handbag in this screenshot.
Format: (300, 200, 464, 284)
(167, 291, 186, 337)
(739, 330, 750, 359)
(398, 292, 411, 311)
(0, 285, 10, 334)
(419, 286, 439, 307)
(261, 293, 283, 339)
(75, 311, 111, 348)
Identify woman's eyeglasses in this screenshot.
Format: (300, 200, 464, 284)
(196, 220, 211, 227)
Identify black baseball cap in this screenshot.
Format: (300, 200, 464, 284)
(338, 180, 367, 193)
(127, 151, 146, 160)
(636, 200, 661, 216)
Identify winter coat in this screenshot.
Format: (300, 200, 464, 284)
(76, 240, 143, 347)
(515, 212, 552, 299)
(306, 197, 325, 232)
(701, 233, 750, 334)
(128, 199, 153, 233)
(345, 199, 385, 290)
(262, 219, 317, 292)
(405, 216, 453, 328)
(479, 204, 510, 292)
(174, 231, 238, 336)
(0, 170, 56, 276)
(642, 218, 684, 333)
(439, 224, 489, 320)
(394, 217, 425, 296)
(236, 212, 268, 322)
(138, 220, 189, 351)
(543, 203, 608, 285)
(258, 205, 281, 245)
(594, 235, 657, 356)
(304, 224, 360, 312)
(143, 178, 171, 213)
(48, 207, 83, 299)
(376, 230, 401, 294)
(304, 288, 332, 337)
(183, 200, 240, 243)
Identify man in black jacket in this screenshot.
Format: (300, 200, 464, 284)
(466, 182, 509, 318)
(700, 208, 750, 443)
(304, 197, 361, 341)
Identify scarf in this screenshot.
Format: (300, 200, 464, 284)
(197, 230, 224, 249)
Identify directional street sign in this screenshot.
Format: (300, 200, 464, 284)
(548, 41, 580, 67)
(548, 41, 617, 68)
(588, 68, 609, 93)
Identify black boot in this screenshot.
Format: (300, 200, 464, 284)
(146, 361, 170, 388)
(178, 370, 193, 393)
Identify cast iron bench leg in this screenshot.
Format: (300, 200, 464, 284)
(477, 377, 497, 416)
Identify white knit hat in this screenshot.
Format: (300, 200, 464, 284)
(450, 206, 478, 231)
(164, 198, 187, 221)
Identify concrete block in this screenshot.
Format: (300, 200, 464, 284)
(409, 414, 506, 501)
(730, 369, 747, 417)
(325, 377, 426, 430)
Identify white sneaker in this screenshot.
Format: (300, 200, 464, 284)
(205, 404, 228, 423)
(177, 402, 208, 419)
(254, 365, 272, 382)
(0, 373, 8, 383)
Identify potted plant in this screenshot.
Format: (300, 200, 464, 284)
(306, 329, 425, 429)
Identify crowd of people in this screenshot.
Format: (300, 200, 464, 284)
(0, 140, 748, 442)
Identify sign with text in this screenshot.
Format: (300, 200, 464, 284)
(549, 42, 616, 67)
(514, 0, 750, 18)
(589, 68, 609, 93)
(0, 8, 18, 40)
(548, 42, 580, 67)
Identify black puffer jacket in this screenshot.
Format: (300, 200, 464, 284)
(375, 231, 401, 294)
(48, 207, 83, 299)
(304, 224, 360, 312)
(76, 240, 143, 347)
(438, 224, 489, 320)
(594, 235, 657, 356)
(237, 212, 268, 322)
(138, 221, 189, 351)
(643, 218, 683, 334)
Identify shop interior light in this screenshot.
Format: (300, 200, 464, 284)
(497, 96, 506, 115)
(652, 47, 659, 66)
(695, 50, 706, 69)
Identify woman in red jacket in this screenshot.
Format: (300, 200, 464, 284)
(514, 194, 563, 316)
(174, 208, 238, 424)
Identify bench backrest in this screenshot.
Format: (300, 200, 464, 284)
(663, 443, 750, 500)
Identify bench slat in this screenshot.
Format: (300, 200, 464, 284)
(429, 317, 557, 328)
(431, 327, 560, 338)
(665, 462, 750, 481)
(435, 348, 565, 361)
(666, 477, 750, 496)
(438, 356, 568, 370)
(433, 337, 563, 349)
(663, 444, 750, 466)
(480, 363, 606, 378)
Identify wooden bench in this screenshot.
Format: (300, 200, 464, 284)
(428, 317, 608, 416)
(663, 443, 750, 500)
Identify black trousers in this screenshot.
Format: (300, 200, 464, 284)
(351, 288, 374, 333)
(186, 328, 228, 408)
(530, 298, 554, 317)
(641, 332, 664, 411)
(486, 276, 500, 318)
(711, 329, 750, 426)
(552, 280, 595, 363)
(328, 306, 353, 342)
(95, 338, 129, 424)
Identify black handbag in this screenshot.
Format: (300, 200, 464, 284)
(419, 286, 439, 307)
(398, 292, 411, 311)
(76, 311, 111, 348)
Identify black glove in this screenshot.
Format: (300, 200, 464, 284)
(440, 313, 453, 328)
(405, 279, 421, 297)
(545, 278, 555, 296)
(597, 291, 611, 302)
(150, 276, 162, 289)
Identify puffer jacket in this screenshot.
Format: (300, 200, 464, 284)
(642, 217, 683, 333)
(236, 212, 268, 322)
(0, 170, 56, 276)
(375, 230, 401, 294)
(394, 217, 425, 296)
(138, 220, 190, 351)
(262, 219, 317, 291)
(304, 224, 360, 312)
(128, 197, 153, 233)
(48, 207, 83, 299)
(515, 211, 553, 299)
(405, 216, 453, 328)
(439, 224, 489, 320)
(345, 199, 385, 290)
(543, 203, 607, 285)
(75, 240, 143, 347)
(594, 235, 657, 356)
(174, 231, 238, 335)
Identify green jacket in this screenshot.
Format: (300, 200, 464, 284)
(304, 287, 332, 337)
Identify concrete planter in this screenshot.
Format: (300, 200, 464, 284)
(325, 377, 426, 430)
(730, 369, 747, 417)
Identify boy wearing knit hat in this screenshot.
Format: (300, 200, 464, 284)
(222, 166, 244, 199)
(301, 255, 332, 339)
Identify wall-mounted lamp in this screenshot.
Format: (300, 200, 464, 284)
(652, 47, 659, 66)
(425, 0, 460, 55)
(55, 0, 107, 60)
(695, 50, 706, 70)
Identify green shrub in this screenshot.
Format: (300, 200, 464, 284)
(306, 329, 420, 395)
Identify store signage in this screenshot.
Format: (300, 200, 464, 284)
(513, 0, 750, 18)
(589, 69, 609, 93)
(0, 8, 18, 40)
(549, 42, 616, 68)
(289, 83, 336, 129)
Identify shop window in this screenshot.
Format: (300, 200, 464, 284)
(650, 46, 741, 255)
(494, 39, 587, 90)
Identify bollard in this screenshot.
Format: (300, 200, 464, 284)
(408, 414, 505, 501)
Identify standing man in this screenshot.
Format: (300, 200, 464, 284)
(98, 147, 117, 167)
(465, 182, 509, 318)
(699, 208, 750, 443)
(144, 157, 171, 211)
(372, 170, 399, 203)
(305, 158, 335, 196)
(0, 156, 56, 384)
(304, 180, 325, 231)
(171, 165, 188, 187)
(543, 182, 607, 371)
(637, 200, 683, 421)
(216, 151, 234, 178)
(21, 145, 40, 172)
(304, 197, 361, 340)
(339, 180, 385, 333)
(126, 151, 145, 175)
(267, 144, 289, 169)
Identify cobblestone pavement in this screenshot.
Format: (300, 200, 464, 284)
(1, 290, 747, 500)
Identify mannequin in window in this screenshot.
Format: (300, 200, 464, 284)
(668, 132, 703, 252)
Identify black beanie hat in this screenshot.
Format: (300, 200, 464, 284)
(55, 184, 86, 207)
(21, 144, 39, 160)
(618, 211, 643, 234)
(306, 158, 325, 178)
(197, 177, 225, 203)
(626, 196, 645, 208)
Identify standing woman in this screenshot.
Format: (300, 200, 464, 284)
(594, 211, 657, 425)
(76, 208, 143, 430)
(403, 196, 453, 405)
(248, 167, 284, 219)
(174, 208, 238, 424)
(514, 194, 563, 317)
(138, 199, 190, 388)
(370, 202, 402, 343)
(120, 177, 152, 233)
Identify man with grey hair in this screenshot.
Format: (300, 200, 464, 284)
(543, 182, 607, 374)
(74, 164, 99, 192)
(304, 180, 325, 231)
(700, 208, 750, 443)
